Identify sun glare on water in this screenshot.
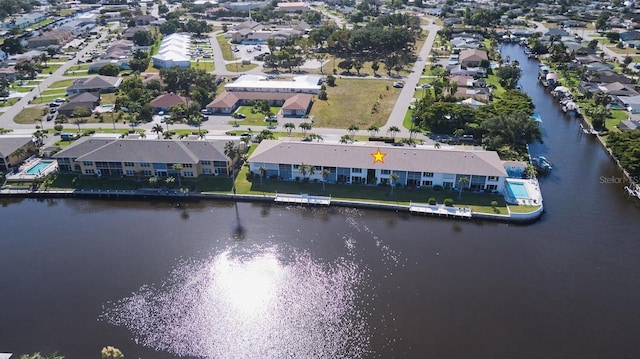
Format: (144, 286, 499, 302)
(103, 245, 371, 359)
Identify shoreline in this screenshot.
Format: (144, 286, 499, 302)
(0, 188, 544, 224)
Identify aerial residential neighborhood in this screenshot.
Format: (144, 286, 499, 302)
(3, 0, 640, 216)
(4, 0, 640, 358)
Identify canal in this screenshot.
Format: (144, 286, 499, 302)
(0, 45, 639, 358)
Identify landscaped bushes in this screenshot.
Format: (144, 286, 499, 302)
(433, 185, 443, 191)
(428, 197, 437, 205)
(444, 198, 454, 206)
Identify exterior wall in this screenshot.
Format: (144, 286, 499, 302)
(0, 142, 36, 171)
(248, 162, 505, 192)
(62, 158, 232, 178)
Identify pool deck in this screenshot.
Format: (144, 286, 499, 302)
(504, 178, 543, 206)
(5, 158, 58, 182)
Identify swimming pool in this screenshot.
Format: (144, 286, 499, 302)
(25, 160, 54, 175)
(101, 105, 114, 109)
(507, 181, 529, 199)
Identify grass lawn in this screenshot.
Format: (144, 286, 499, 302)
(227, 106, 280, 126)
(32, 95, 63, 104)
(0, 98, 19, 107)
(191, 61, 215, 72)
(486, 74, 506, 97)
(41, 89, 67, 96)
(15, 87, 34, 93)
(309, 78, 401, 128)
(50, 79, 76, 88)
(234, 165, 510, 214)
(14, 107, 46, 124)
(101, 93, 116, 104)
(225, 62, 259, 73)
(41, 64, 62, 74)
(217, 34, 235, 61)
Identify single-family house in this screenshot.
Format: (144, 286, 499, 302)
(150, 93, 189, 113)
(276, 2, 310, 12)
(67, 76, 122, 95)
(619, 95, 640, 113)
(0, 66, 18, 81)
(27, 29, 74, 49)
(459, 49, 488, 68)
(88, 59, 131, 73)
(57, 92, 101, 117)
(619, 119, 640, 131)
(599, 82, 639, 96)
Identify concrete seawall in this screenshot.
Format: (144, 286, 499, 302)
(0, 188, 543, 224)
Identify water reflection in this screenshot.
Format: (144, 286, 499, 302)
(103, 245, 371, 358)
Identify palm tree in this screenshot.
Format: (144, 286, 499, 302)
(339, 134, 351, 144)
(34, 117, 44, 131)
(409, 128, 421, 140)
(321, 168, 330, 190)
(525, 163, 537, 179)
(172, 163, 183, 189)
(298, 162, 309, 180)
(347, 124, 359, 140)
(387, 125, 400, 140)
(389, 172, 400, 194)
(151, 124, 164, 136)
(434, 141, 441, 149)
(11, 147, 26, 160)
(308, 163, 316, 180)
(299, 122, 312, 136)
(258, 166, 267, 186)
(224, 141, 239, 194)
(284, 122, 296, 136)
(367, 125, 380, 137)
(458, 176, 469, 198)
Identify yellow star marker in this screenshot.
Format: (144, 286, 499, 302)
(371, 148, 387, 164)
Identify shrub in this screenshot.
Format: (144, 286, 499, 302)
(82, 129, 95, 136)
(444, 198, 454, 206)
(54, 124, 63, 132)
(295, 176, 300, 181)
(428, 197, 437, 205)
(490, 200, 498, 208)
(433, 185, 443, 191)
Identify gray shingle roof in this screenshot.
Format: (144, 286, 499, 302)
(249, 140, 507, 177)
(53, 138, 233, 164)
(0, 136, 33, 157)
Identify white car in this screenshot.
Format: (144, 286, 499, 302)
(393, 81, 404, 88)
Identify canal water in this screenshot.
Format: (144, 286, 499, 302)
(1, 45, 640, 358)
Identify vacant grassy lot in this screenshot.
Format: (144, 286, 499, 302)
(14, 107, 46, 124)
(309, 78, 401, 128)
(191, 61, 215, 72)
(50, 79, 76, 88)
(0, 98, 19, 107)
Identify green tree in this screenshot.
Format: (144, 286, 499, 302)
(321, 168, 330, 190)
(389, 172, 400, 194)
(224, 141, 239, 194)
(367, 125, 379, 137)
(387, 125, 400, 140)
(299, 122, 312, 136)
(458, 176, 469, 198)
(258, 166, 267, 186)
(98, 64, 120, 76)
(495, 63, 521, 89)
(347, 124, 359, 140)
(284, 122, 296, 136)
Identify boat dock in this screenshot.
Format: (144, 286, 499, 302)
(274, 193, 331, 205)
(409, 201, 472, 218)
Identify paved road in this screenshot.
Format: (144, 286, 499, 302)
(2, 16, 443, 145)
(0, 24, 119, 131)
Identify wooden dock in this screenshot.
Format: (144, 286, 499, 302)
(274, 193, 331, 205)
(409, 202, 472, 218)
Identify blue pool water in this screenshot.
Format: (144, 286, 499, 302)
(507, 181, 529, 199)
(26, 161, 53, 175)
(101, 105, 114, 109)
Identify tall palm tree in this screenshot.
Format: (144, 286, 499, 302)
(387, 126, 400, 140)
(367, 125, 379, 137)
(34, 117, 44, 131)
(172, 163, 183, 189)
(347, 124, 359, 140)
(258, 166, 267, 186)
(299, 122, 312, 136)
(298, 162, 309, 180)
(224, 141, 239, 194)
(409, 128, 421, 140)
(389, 172, 400, 194)
(321, 168, 330, 190)
(458, 176, 469, 198)
(525, 163, 537, 179)
(284, 122, 296, 136)
(151, 124, 164, 136)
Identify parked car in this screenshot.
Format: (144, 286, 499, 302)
(49, 102, 61, 108)
(46, 114, 55, 121)
(393, 81, 404, 88)
(54, 98, 66, 103)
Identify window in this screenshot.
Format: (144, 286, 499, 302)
(84, 169, 95, 175)
(381, 169, 391, 175)
(351, 168, 362, 173)
(293, 164, 299, 169)
(443, 181, 453, 189)
(486, 184, 498, 191)
(125, 170, 135, 176)
(201, 160, 211, 166)
(140, 162, 150, 167)
(183, 163, 193, 168)
(143, 170, 153, 176)
(422, 180, 433, 186)
(203, 168, 212, 174)
(423, 172, 434, 177)
(124, 162, 134, 167)
(184, 171, 194, 177)
(488, 176, 499, 181)
(82, 161, 93, 166)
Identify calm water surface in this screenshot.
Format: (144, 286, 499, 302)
(1, 44, 640, 358)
